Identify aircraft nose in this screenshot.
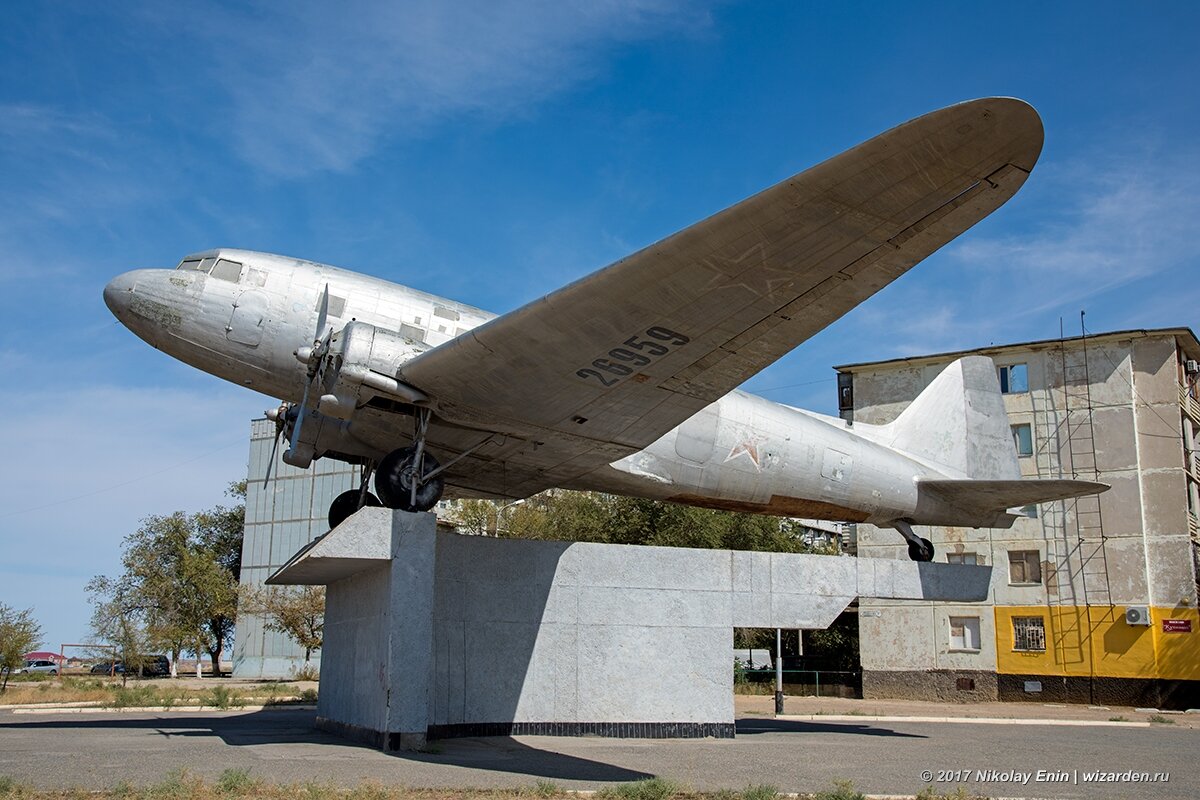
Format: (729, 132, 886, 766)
(103, 271, 137, 319)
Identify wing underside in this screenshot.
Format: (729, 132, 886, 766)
(398, 98, 1045, 499)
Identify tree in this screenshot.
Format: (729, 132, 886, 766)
(0, 604, 42, 692)
(480, 489, 828, 555)
(243, 586, 325, 662)
(89, 483, 244, 678)
(448, 499, 496, 536)
(86, 576, 153, 686)
(193, 481, 245, 673)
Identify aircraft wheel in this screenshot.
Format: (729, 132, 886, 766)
(328, 489, 382, 530)
(375, 446, 445, 512)
(907, 536, 935, 562)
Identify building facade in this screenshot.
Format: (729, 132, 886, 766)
(232, 418, 360, 678)
(844, 327, 1200, 707)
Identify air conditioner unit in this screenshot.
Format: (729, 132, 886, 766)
(1186, 359, 1200, 376)
(1125, 605, 1151, 626)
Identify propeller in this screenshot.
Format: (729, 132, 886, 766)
(286, 284, 333, 465)
(262, 403, 288, 487)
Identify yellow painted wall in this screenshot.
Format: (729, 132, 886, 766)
(994, 606, 1200, 680)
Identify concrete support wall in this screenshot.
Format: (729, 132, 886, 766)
(271, 507, 989, 749)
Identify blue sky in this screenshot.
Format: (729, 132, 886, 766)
(1, 1, 1197, 649)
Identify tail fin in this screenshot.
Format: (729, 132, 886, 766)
(881, 356, 1019, 480)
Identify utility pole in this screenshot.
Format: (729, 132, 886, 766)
(774, 628, 784, 715)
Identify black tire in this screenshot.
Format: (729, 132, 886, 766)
(328, 489, 383, 530)
(375, 446, 444, 512)
(907, 536, 935, 562)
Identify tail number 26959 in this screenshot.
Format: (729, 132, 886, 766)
(575, 326, 690, 387)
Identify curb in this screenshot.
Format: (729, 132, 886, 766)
(775, 713, 1151, 728)
(9, 704, 317, 715)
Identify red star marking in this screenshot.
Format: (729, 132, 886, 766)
(724, 431, 767, 472)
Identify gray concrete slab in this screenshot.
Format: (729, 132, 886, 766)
(1, 706, 1195, 799)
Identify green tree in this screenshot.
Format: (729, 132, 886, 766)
(448, 499, 496, 536)
(243, 585, 325, 662)
(193, 481, 245, 673)
(86, 575, 153, 686)
(89, 483, 244, 678)
(0, 604, 42, 692)
(483, 489, 825, 556)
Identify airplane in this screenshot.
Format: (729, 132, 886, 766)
(104, 97, 1106, 561)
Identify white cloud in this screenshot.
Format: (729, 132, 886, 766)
(827, 142, 1200, 363)
(948, 148, 1199, 318)
(186, 0, 710, 176)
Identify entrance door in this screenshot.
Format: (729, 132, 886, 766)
(228, 291, 269, 346)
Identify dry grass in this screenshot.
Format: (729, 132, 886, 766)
(0, 774, 987, 800)
(0, 678, 312, 709)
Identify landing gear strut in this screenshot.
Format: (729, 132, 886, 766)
(374, 409, 445, 513)
(893, 520, 934, 562)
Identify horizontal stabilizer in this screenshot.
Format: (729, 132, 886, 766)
(919, 478, 1108, 515)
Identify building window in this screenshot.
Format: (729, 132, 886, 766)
(1011, 423, 1033, 457)
(1013, 616, 1046, 651)
(949, 616, 981, 651)
(1009, 550, 1042, 585)
(998, 363, 1029, 394)
(947, 552, 979, 565)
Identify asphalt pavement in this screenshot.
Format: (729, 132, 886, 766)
(0, 706, 1194, 799)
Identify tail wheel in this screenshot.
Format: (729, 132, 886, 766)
(328, 489, 383, 530)
(375, 446, 444, 512)
(907, 537, 935, 562)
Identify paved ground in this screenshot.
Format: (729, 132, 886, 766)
(1, 705, 1195, 799)
(740, 694, 1200, 728)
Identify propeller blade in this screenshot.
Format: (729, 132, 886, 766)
(291, 379, 313, 457)
(263, 427, 282, 487)
(314, 283, 330, 345)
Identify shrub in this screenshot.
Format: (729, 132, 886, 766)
(597, 777, 680, 800)
(812, 779, 865, 800)
(742, 786, 778, 800)
(207, 686, 243, 709)
(217, 768, 260, 793)
(291, 663, 320, 682)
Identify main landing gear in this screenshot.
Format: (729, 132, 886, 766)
(893, 520, 934, 562)
(373, 408, 445, 514)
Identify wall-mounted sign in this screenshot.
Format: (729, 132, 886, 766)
(1162, 619, 1192, 633)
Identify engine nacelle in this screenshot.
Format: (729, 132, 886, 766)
(314, 321, 430, 420)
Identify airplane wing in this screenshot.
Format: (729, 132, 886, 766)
(400, 98, 1044, 497)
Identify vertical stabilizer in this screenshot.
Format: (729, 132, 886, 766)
(881, 356, 1020, 480)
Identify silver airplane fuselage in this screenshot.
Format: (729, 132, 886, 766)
(104, 249, 975, 527)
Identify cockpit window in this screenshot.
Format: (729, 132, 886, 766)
(175, 256, 247, 282)
(211, 259, 243, 282)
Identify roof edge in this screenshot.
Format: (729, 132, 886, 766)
(834, 326, 1200, 372)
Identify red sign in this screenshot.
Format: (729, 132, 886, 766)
(1162, 619, 1192, 633)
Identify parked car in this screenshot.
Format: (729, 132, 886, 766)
(139, 655, 171, 677)
(17, 659, 59, 675)
(89, 661, 125, 675)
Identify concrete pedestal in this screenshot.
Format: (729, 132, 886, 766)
(268, 508, 990, 750)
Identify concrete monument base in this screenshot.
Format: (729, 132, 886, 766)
(268, 508, 989, 750)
